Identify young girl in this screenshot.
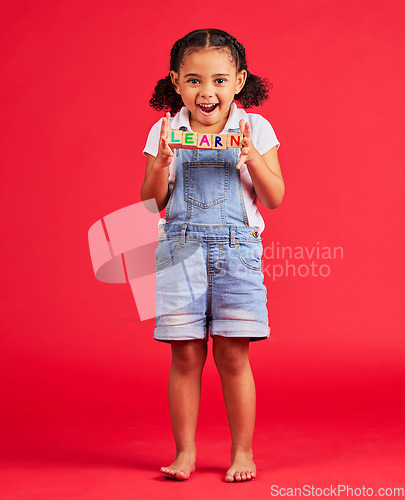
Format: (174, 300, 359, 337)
(141, 28, 284, 483)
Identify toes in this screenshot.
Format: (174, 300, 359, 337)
(176, 470, 188, 480)
(161, 465, 190, 481)
(161, 467, 175, 477)
(225, 467, 256, 483)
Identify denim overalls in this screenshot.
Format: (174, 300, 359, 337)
(154, 127, 271, 343)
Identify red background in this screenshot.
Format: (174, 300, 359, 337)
(1, 0, 404, 498)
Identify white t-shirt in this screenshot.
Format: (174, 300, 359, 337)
(142, 101, 280, 234)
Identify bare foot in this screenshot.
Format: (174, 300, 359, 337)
(225, 451, 256, 482)
(160, 451, 196, 481)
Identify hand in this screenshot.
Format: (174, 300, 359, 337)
(235, 119, 260, 170)
(155, 112, 174, 169)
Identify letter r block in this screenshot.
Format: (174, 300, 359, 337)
(212, 135, 228, 149)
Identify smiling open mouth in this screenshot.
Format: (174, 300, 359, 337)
(198, 103, 219, 114)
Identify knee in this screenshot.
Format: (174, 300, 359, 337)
(213, 342, 248, 376)
(171, 341, 207, 374)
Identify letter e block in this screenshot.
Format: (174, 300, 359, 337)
(182, 131, 198, 148)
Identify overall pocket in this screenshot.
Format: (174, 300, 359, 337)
(184, 161, 229, 208)
(155, 238, 180, 271)
(236, 240, 263, 271)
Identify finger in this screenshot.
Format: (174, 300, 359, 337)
(243, 121, 251, 139)
(160, 129, 167, 148)
(239, 119, 245, 134)
(160, 115, 166, 135)
(161, 112, 170, 139)
(161, 121, 170, 146)
(161, 134, 174, 153)
(236, 148, 249, 170)
(236, 152, 248, 170)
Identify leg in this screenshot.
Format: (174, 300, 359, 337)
(161, 339, 208, 480)
(213, 335, 257, 482)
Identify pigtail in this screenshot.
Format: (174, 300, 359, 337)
(219, 34, 272, 108)
(235, 73, 272, 108)
(228, 36, 273, 108)
(149, 36, 190, 115)
(149, 75, 183, 115)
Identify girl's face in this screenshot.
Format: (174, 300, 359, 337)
(170, 47, 247, 132)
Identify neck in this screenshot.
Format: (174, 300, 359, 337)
(189, 114, 229, 135)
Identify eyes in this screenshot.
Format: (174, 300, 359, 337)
(186, 78, 227, 85)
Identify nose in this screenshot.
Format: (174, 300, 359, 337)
(199, 83, 214, 99)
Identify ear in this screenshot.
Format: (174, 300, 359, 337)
(170, 70, 181, 94)
(235, 69, 247, 95)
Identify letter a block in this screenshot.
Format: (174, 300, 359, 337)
(227, 133, 243, 148)
(197, 134, 213, 149)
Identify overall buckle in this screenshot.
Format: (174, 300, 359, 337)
(180, 224, 187, 247)
(229, 226, 236, 247)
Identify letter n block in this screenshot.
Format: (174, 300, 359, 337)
(227, 133, 243, 148)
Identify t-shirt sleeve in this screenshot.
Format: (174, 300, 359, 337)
(249, 114, 280, 155)
(142, 118, 163, 157)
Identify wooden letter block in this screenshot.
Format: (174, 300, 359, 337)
(197, 133, 213, 149)
(212, 135, 228, 149)
(166, 129, 245, 149)
(167, 129, 183, 147)
(227, 133, 243, 148)
(182, 131, 198, 148)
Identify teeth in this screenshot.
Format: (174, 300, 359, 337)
(200, 104, 217, 108)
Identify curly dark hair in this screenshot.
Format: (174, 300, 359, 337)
(149, 29, 273, 115)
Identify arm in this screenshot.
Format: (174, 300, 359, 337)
(236, 120, 285, 209)
(140, 112, 173, 212)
